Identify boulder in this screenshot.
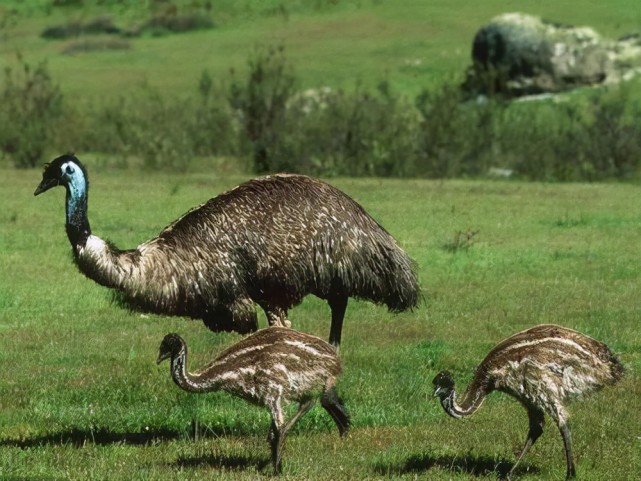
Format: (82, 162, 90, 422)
(464, 13, 641, 97)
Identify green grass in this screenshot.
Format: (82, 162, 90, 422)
(1, 0, 640, 99)
(1, 164, 640, 480)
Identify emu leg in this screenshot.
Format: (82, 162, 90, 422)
(269, 399, 315, 474)
(320, 386, 350, 436)
(264, 306, 291, 328)
(283, 399, 315, 437)
(269, 417, 283, 475)
(508, 406, 545, 480)
(559, 421, 576, 480)
(328, 294, 348, 350)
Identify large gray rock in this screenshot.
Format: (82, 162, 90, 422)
(464, 13, 641, 96)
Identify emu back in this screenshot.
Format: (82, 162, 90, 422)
(156, 174, 419, 343)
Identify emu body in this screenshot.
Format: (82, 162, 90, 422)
(432, 324, 623, 480)
(35, 154, 419, 347)
(157, 327, 350, 473)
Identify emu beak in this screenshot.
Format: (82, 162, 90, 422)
(34, 178, 59, 196)
(156, 353, 168, 365)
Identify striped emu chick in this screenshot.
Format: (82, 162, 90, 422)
(157, 327, 350, 474)
(432, 324, 624, 480)
(35, 154, 419, 348)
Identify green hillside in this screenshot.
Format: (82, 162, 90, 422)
(1, 0, 639, 98)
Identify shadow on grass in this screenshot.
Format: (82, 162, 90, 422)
(0, 424, 260, 449)
(171, 452, 269, 472)
(0, 428, 179, 448)
(373, 452, 540, 479)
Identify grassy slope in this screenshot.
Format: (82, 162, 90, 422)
(0, 165, 639, 480)
(1, 0, 640, 98)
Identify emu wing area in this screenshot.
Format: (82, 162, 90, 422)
(154, 174, 418, 312)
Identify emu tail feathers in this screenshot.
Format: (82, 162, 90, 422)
(338, 231, 420, 313)
(373, 242, 420, 312)
(321, 386, 350, 437)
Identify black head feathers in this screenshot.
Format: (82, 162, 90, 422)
(157, 333, 185, 364)
(35, 153, 88, 196)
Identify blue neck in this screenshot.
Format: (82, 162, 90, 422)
(64, 168, 91, 249)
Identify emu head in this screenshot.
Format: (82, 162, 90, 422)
(34, 153, 87, 196)
(432, 370, 455, 400)
(157, 333, 185, 364)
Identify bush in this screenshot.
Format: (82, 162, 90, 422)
(580, 85, 641, 180)
(4, 42, 639, 180)
(272, 83, 420, 176)
(139, 11, 214, 35)
(415, 83, 503, 178)
(83, 79, 239, 170)
(121, 90, 194, 171)
(127, 2, 215, 37)
(228, 44, 297, 173)
(0, 56, 63, 168)
(41, 16, 121, 39)
(495, 84, 641, 181)
(193, 70, 240, 157)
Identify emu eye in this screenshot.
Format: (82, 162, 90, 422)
(65, 164, 75, 175)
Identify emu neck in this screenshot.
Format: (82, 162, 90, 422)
(170, 349, 220, 393)
(439, 383, 487, 419)
(65, 171, 91, 250)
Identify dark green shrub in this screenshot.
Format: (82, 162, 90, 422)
(495, 84, 641, 181)
(128, 2, 214, 37)
(489, 98, 608, 182)
(415, 83, 501, 178)
(141, 11, 214, 35)
(41, 16, 121, 39)
(228, 45, 420, 177)
(50, 75, 238, 171)
(274, 83, 419, 177)
(193, 70, 240, 157)
(51, 0, 85, 6)
(126, 90, 194, 171)
(580, 85, 641, 180)
(0, 56, 64, 168)
(82, 96, 136, 156)
(229, 44, 296, 173)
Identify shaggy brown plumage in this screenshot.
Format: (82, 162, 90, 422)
(433, 324, 624, 480)
(35, 154, 420, 347)
(157, 327, 350, 474)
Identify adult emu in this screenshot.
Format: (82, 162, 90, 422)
(432, 324, 624, 480)
(34, 154, 419, 348)
(157, 327, 350, 474)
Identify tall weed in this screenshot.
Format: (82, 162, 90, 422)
(0, 56, 63, 168)
(228, 44, 296, 173)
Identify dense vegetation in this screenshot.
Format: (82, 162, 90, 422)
(1, 0, 640, 179)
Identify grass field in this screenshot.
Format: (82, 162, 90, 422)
(1, 1, 640, 479)
(0, 164, 639, 480)
(1, 0, 640, 98)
